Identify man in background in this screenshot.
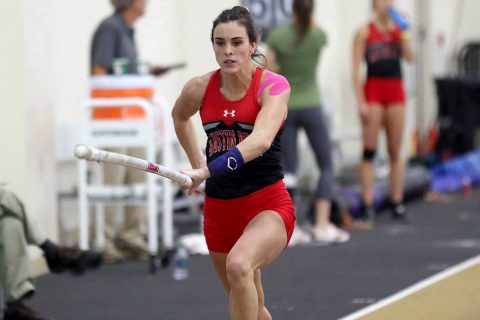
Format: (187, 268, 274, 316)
(91, 0, 169, 76)
(90, 0, 169, 263)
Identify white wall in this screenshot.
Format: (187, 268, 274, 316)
(420, 0, 480, 134)
(428, 0, 480, 77)
(0, 0, 29, 199)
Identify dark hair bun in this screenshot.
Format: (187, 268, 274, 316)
(231, 6, 250, 16)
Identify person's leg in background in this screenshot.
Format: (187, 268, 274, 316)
(0, 187, 48, 248)
(103, 147, 128, 263)
(102, 147, 149, 263)
(281, 110, 299, 198)
(0, 216, 40, 320)
(117, 147, 149, 260)
(0, 188, 101, 320)
(0, 280, 4, 318)
(281, 110, 311, 245)
(302, 108, 349, 243)
(102, 147, 148, 262)
(384, 104, 409, 220)
(0, 188, 102, 273)
(359, 104, 384, 224)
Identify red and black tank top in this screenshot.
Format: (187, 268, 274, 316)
(365, 22, 403, 79)
(200, 67, 284, 199)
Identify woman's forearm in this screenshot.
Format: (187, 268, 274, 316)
(353, 72, 365, 107)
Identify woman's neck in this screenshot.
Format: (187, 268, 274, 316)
(220, 64, 256, 100)
(374, 13, 392, 30)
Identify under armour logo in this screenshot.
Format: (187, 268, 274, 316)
(223, 109, 236, 118)
(227, 157, 238, 170)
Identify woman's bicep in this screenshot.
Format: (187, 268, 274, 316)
(402, 42, 415, 62)
(172, 80, 203, 121)
(255, 88, 289, 140)
(172, 94, 195, 121)
(236, 90, 288, 161)
(235, 70, 290, 160)
(352, 29, 367, 83)
(352, 31, 365, 69)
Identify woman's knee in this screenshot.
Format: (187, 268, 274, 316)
(226, 254, 253, 287)
(388, 147, 402, 162)
(362, 148, 377, 162)
(316, 152, 333, 172)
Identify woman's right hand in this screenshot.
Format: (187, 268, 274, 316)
(358, 102, 370, 123)
(180, 166, 210, 195)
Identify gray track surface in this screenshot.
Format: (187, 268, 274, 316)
(29, 190, 480, 320)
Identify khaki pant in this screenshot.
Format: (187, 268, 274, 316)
(0, 187, 46, 304)
(103, 147, 147, 248)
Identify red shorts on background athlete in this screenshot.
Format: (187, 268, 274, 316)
(364, 77, 406, 105)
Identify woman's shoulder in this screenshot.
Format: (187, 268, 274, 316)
(354, 23, 370, 39)
(259, 69, 287, 81)
(310, 25, 328, 42)
(182, 71, 216, 101)
(257, 69, 290, 101)
(312, 24, 326, 34)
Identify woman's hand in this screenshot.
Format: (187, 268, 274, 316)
(181, 166, 210, 195)
(358, 102, 371, 123)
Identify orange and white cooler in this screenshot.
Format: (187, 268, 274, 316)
(90, 75, 156, 119)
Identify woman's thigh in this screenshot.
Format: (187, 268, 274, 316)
(282, 112, 299, 174)
(229, 211, 287, 270)
(301, 108, 333, 169)
(210, 252, 229, 291)
(210, 210, 287, 290)
(362, 104, 384, 149)
(384, 105, 406, 159)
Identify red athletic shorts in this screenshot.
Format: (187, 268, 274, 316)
(364, 77, 406, 105)
(203, 180, 296, 253)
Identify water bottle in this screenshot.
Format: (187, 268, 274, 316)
(172, 245, 189, 281)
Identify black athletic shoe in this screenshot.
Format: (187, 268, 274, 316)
(354, 205, 376, 228)
(4, 303, 54, 320)
(391, 203, 410, 223)
(361, 205, 376, 221)
(45, 245, 103, 275)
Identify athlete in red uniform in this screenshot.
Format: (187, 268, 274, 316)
(172, 6, 295, 320)
(352, 0, 414, 223)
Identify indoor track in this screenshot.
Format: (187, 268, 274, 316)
(30, 189, 479, 320)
